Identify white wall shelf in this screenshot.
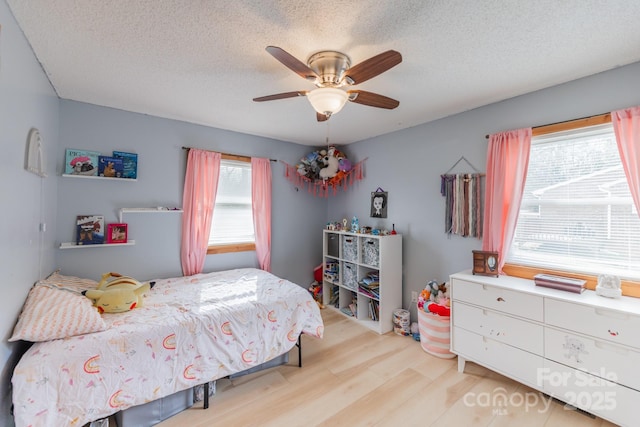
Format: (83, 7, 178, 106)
(59, 240, 136, 249)
(62, 173, 137, 182)
(118, 207, 183, 222)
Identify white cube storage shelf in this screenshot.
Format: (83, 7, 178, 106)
(450, 270, 640, 427)
(322, 230, 402, 334)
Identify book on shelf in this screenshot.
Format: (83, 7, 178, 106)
(64, 148, 101, 176)
(329, 286, 339, 307)
(358, 283, 379, 299)
(349, 303, 357, 316)
(76, 215, 105, 245)
(368, 299, 379, 321)
(112, 151, 138, 179)
(340, 307, 355, 317)
(98, 156, 124, 178)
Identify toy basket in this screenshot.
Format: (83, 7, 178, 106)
(417, 307, 455, 359)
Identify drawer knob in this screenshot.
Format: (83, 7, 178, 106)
(496, 297, 505, 302)
(608, 329, 619, 336)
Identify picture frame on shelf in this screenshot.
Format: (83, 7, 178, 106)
(107, 223, 128, 244)
(76, 215, 105, 245)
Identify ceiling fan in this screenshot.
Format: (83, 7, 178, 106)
(253, 46, 402, 122)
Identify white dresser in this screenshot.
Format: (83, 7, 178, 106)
(450, 270, 640, 427)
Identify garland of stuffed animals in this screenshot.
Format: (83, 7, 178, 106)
(283, 145, 366, 197)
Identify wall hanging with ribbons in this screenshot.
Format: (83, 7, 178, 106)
(440, 156, 485, 238)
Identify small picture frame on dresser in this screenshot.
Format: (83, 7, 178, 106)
(472, 250, 499, 277)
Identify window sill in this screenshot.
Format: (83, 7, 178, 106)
(503, 263, 640, 298)
(207, 242, 256, 255)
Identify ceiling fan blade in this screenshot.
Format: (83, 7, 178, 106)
(266, 46, 319, 82)
(343, 50, 402, 85)
(316, 112, 329, 122)
(348, 90, 399, 109)
(253, 91, 307, 102)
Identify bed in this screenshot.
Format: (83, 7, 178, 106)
(10, 268, 324, 427)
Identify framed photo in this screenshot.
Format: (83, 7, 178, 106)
(107, 223, 128, 244)
(76, 215, 105, 245)
(370, 191, 388, 218)
(472, 250, 499, 277)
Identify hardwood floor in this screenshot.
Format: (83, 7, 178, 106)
(153, 308, 618, 427)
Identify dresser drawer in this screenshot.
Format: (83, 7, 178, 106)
(542, 359, 638, 427)
(545, 327, 640, 391)
(452, 279, 543, 321)
(452, 326, 543, 387)
(453, 301, 543, 355)
(545, 299, 640, 349)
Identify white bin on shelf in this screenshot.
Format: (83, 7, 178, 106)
(342, 262, 357, 290)
(342, 235, 357, 262)
(361, 237, 380, 267)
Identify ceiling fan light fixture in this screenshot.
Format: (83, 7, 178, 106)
(307, 87, 348, 116)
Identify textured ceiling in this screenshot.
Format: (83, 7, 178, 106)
(7, 0, 640, 146)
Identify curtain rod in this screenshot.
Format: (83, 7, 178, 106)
(181, 146, 277, 162)
(484, 112, 612, 139)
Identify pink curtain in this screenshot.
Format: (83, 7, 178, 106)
(612, 106, 640, 215)
(251, 158, 272, 271)
(180, 149, 221, 276)
(482, 128, 532, 273)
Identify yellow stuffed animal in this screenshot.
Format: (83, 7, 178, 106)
(83, 272, 154, 313)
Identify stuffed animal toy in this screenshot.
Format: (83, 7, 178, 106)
(319, 155, 340, 179)
(419, 280, 451, 316)
(83, 272, 154, 313)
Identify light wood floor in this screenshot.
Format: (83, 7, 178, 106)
(151, 308, 618, 427)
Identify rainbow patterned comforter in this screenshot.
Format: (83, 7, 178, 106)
(12, 268, 324, 427)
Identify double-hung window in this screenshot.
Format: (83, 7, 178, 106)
(507, 121, 640, 281)
(207, 157, 255, 254)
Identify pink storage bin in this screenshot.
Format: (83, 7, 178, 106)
(417, 307, 456, 359)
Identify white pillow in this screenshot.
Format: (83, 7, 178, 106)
(9, 273, 106, 342)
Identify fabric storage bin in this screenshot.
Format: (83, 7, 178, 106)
(361, 237, 380, 267)
(326, 232, 339, 257)
(342, 262, 357, 290)
(115, 387, 194, 427)
(342, 235, 357, 262)
(229, 352, 289, 378)
(417, 308, 455, 359)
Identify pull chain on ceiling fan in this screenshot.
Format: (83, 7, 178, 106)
(253, 46, 402, 122)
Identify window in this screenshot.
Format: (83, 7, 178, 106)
(507, 122, 640, 281)
(207, 158, 255, 253)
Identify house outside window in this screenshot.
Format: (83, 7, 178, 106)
(207, 158, 255, 254)
(507, 123, 640, 281)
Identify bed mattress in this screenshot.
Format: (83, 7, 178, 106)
(12, 268, 324, 427)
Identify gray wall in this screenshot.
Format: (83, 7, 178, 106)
(0, 2, 59, 425)
(55, 101, 328, 284)
(329, 61, 640, 321)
